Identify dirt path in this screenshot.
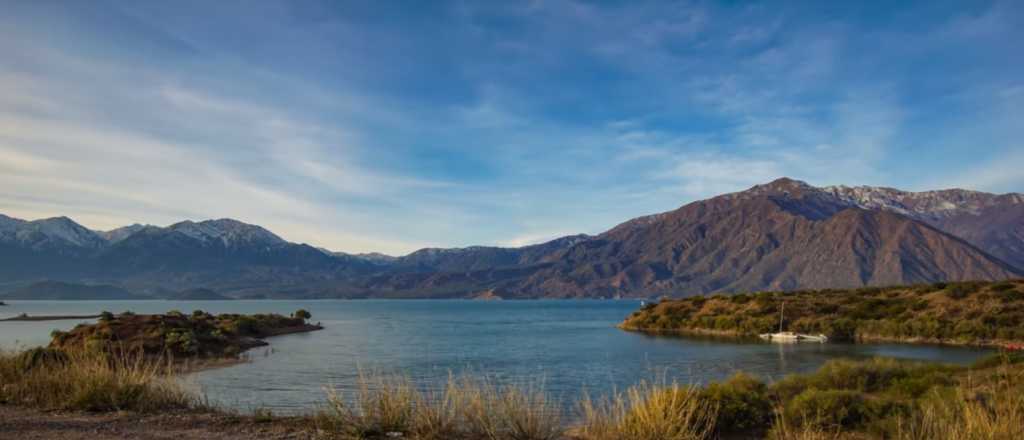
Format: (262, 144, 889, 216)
(0, 405, 319, 440)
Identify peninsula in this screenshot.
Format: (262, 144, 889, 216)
(620, 280, 1024, 347)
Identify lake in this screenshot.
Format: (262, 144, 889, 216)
(0, 299, 992, 413)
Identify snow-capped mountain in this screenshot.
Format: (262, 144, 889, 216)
(1, 178, 1021, 299)
(167, 219, 286, 247)
(823, 185, 1024, 221)
(0, 215, 107, 250)
(99, 224, 148, 243)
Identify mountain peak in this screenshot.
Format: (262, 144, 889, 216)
(100, 224, 149, 243)
(722, 177, 822, 202)
(169, 218, 286, 246)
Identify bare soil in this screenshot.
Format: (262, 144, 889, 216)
(0, 405, 319, 440)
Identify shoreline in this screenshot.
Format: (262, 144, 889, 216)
(618, 324, 1012, 348)
(0, 314, 101, 322)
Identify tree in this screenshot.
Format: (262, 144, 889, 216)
(99, 311, 115, 322)
(294, 309, 312, 322)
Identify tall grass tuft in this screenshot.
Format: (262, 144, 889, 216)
(0, 347, 197, 412)
(896, 365, 1024, 440)
(319, 373, 563, 440)
(578, 380, 717, 440)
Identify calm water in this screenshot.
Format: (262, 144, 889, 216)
(0, 300, 992, 413)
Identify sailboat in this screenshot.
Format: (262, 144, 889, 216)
(759, 302, 828, 343)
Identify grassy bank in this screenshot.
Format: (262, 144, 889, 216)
(620, 280, 1024, 346)
(3, 344, 1023, 439)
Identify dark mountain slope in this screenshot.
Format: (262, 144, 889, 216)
(0, 178, 1019, 298)
(490, 179, 1022, 297)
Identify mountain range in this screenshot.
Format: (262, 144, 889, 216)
(1, 178, 1021, 299)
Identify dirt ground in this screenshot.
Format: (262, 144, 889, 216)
(0, 405, 319, 440)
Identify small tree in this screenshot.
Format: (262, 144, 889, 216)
(294, 309, 312, 322)
(99, 311, 115, 322)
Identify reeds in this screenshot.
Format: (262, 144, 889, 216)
(895, 365, 1024, 440)
(0, 347, 197, 412)
(577, 380, 716, 440)
(319, 373, 563, 440)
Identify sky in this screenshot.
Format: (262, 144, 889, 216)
(1, 0, 1022, 255)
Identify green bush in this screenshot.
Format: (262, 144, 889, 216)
(700, 373, 773, 434)
(784, 389, 870, 429)
(990, 282, 1016, 292)
(972, 351, 1024, 369)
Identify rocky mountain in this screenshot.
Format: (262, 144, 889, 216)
(0, 178, 1020, 299)
(483, 179, 1020, 297)
(0, 217, 379, 294)
(822, 185, 1024, 268)
(99, 224, 148, 243)
(166, 288, 233, 301)
(2, 281, 150, 300)
(392, 234, 590, 272)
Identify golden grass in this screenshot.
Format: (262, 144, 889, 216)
(318, 373, 563, 440)
(577, 380, 716, 440)
(3, 343, 1023, 440)
(894, 365, 1024, 440)
(0, 347, 197, 412)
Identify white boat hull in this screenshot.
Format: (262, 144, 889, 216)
(759, 332, 828, 343)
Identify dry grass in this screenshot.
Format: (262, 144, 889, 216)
(577, 380, 716, 440)
(0, 347, 197, 412)
(3, 342, 1023, 440)
(895, 365, 1024, 440)
(318, 373, 564, 440)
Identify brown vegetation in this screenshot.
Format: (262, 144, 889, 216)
(620, 280, 1024, 346)
(49, 310, 321, 358)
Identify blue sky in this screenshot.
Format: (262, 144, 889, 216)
(1, 0, 1022, 254)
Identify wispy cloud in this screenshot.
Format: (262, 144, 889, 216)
(0, 0, 1021, 254)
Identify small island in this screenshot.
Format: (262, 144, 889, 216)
(620, 279, 1024, 347)
(49, 309, 321, 359)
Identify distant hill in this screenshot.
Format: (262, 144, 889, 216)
(166, 288, 233, 301)
(3, 281, 151, 300)
(0, 178, 1021, 298)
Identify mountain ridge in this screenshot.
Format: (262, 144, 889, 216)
(1, 178, 1021, 299)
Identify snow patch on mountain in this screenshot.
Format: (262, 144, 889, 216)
(24, 217, 107, 248)
(100, 224, 148, 243)
(168, 219, 286, 247)
(822, 185, 1023, 219)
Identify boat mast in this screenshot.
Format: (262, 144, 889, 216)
(779, 301, 784, 332)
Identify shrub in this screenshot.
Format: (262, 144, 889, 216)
(293, 309, 312, 321)
(700, 373, 772, 434)
(784, 389, 870, 430)
(99, 311, 115, 322)
(990, 282, 1016, 292)
(972, 351, 1024, 369)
